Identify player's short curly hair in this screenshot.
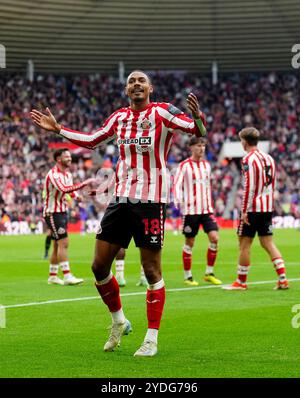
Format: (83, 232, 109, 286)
(239, 127, 260, 146)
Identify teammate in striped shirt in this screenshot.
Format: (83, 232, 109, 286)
(30, 70, 206, 357)
(174, 136, 222, 286)
(223, 127, 289, 291)
(44, 148, 94, 286)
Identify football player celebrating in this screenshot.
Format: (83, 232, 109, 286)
(31, 70, 206, 357)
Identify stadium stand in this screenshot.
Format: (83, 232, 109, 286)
(1, 0, 299, 73)
(1, 71, 299, 229)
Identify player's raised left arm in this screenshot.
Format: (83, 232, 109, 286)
(186, 93, 207, 136)
(157, 98, 206, 137)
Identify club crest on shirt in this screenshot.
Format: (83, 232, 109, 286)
(140, 119, 152, 130)
(136, 145, 153, 154)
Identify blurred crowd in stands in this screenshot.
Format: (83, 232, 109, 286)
(1, 71, 300, 229)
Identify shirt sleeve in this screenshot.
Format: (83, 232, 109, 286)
(157, 103, 206, 137)
(241, 158, 255, 213)
(58, 111, 120, 149)
(49, 172, 87, 194)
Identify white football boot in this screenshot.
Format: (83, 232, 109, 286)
(104, 319, 132, 352)
(48, 276, 64, 285)
(64, 274, 84, 286)
(134, 340, 158, 357)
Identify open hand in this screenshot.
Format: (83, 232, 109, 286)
(241, 212, 250, 225)
(187, 93, 201, 119)
(30, 107, 61, 133)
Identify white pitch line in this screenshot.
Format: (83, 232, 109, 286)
(6, 259, 300, 266)
(3, 278, 300, 310)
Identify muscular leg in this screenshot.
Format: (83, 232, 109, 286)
(92, 240, 122, 281)
(185, 237, 195, 249)
(259, 235, 282, 259)
(140, 247, 162, 284)
(238, 236, 253, 266)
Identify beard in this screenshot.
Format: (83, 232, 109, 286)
(132, 95, 144, 103)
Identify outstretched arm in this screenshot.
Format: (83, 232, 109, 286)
(30, 107, 118, 149)
(49, 174, 96, 194)
(31, 107, 61, 133)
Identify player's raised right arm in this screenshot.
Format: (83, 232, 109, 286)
(30, 108, 118, 149)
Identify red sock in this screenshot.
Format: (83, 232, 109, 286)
(237, 264, 250, 284)
(182, 245, 192, 271)
(272, 257, 287, 280)
(207, 248, 217, 267)
(95, 275, 121, 313)
(147, 286, 165, 329)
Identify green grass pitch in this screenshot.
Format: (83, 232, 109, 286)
(0, 229, 300, 378)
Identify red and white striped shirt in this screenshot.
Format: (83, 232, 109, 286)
(241, 149, 276, 213)
(173, 158, 214, 215)
(43, 165, 85, 216)
(58, 102, 206, 203)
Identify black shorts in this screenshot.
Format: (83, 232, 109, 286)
(44, 212, 68, 241)
(182, 213, 218, 238)
(96, 197, 166, 250)
(237, 212, 273, 238)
